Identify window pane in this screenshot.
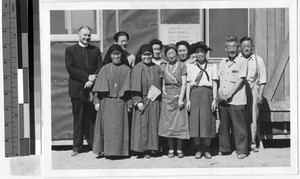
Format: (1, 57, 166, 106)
(50, 10, 97, 35)
(161, 9, 200, 24)
(70, 10, 97, 34)
(50, 10, 67, 34)
(209, 9, 248, 58)
(119, 10, 158, 55)
(103, 10, 116, 54)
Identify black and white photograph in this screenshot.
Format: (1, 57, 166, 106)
(0, 0, 299, 178)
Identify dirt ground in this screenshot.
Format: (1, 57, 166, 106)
(52, 140, 290, 170)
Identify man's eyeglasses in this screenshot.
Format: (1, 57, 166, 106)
(240, 45, 253, 49)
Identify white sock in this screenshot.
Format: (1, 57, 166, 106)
(169, 150, 174, 153)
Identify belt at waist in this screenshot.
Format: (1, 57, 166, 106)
(193, 85, 212, 89)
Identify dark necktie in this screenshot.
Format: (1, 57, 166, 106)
(194, 62, 209, 86)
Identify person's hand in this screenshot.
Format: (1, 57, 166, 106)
(84, 81, 93, 89)
(88, 74, 97, 82)
(211, 99, 217, 112)
(137, 102, 144, 111)
(225, 93, 233, 103)
(127, 54, 135, 67)
(257, 96, 264, 105)
(178, 99, 185, 109)
(186, 100, 191, 112)
(95, 103, 100, 111)
(127, 106, 132, 112)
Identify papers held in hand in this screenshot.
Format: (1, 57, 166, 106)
(139, 85, 161, 116)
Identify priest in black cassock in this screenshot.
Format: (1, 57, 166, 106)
(65, 26, 102, 156)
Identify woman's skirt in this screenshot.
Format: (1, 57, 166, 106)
(189, 86, 216, 138)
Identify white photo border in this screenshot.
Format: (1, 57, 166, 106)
(40, 0, 298, 178)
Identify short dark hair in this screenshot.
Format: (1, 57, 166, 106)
(226, 35, 238, 43)
(240, 37, 253, 44)
(78, 26, 92, 33)
(164, 43, 177, 56)
(176, 41, 190, 52)
(114, 31, 129, 42)
(149, 39, 163, 50)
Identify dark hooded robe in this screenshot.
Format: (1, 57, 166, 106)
(130, 44, 163, 152)
(92, 44, 132, 156)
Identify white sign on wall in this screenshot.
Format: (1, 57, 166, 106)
(159, 24, 202, 45)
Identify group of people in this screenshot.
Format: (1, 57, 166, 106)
(65, 26, 267, 160)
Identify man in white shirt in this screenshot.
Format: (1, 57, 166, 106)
(218, 35, 248, 159)
(239, 37, 267, 153)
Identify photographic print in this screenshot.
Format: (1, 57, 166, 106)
(38, 0, 298, 178)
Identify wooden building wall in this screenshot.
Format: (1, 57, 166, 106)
(249, 8, 290, 139)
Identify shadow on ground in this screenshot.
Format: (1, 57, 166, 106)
(52, 138, 290, 157)
(262, 139, 290, 148)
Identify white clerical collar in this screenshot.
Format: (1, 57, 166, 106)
(78, 41, 88, 48)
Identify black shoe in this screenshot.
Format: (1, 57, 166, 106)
(150, 150, 162, 157)
(137, 152, 151, 159)
(71, 151, 79, 156)
(96, 152, 104, 158)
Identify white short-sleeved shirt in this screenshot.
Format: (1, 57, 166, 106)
(186, 62, 218, 87)
(218, 56, 248, 105)
(239, 53, 267, 85)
